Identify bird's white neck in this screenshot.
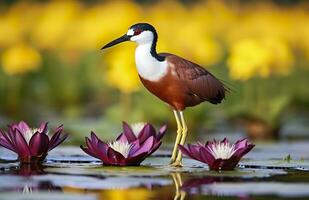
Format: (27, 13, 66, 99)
(135, 42, 168, 82)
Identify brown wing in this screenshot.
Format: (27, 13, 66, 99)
(162, 53, 227, 104)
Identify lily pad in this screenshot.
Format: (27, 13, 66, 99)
(244, 142, 309, 160)
(0, 163, 19, 172)
(47, 155, 100, 164)
(45, 156, 205, 176)
(143, 157, 207, 173)
(240, 159, 309, 170)
(0, 148, 17, 161)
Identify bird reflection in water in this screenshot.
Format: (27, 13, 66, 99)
(171, 173, 186, 200)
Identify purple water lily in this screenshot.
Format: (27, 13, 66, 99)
(0, 121, 68, 164)
(179, 138, 255, 170)
(81, 122, 167, 166)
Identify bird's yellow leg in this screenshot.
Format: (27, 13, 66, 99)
(170, 110, 183, 164)
(175, 111, 188, 165)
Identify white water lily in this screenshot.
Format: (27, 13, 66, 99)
(207, 142, 236, 159)
(130, 122, 146, 136)
(108, 141, 133, 158)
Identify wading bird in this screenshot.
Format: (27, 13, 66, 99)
(101, 23, 227, 167)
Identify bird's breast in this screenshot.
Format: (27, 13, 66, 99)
(139, 68, 188, 110)
(135, 44, 168, 82)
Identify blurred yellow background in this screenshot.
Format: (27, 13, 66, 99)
(0, 0, 308, 142)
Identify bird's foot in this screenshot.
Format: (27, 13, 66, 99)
(169, 161, 183, 167)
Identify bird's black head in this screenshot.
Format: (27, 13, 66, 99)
(101, 22, 158, 50)
(128, 23, 157, 37)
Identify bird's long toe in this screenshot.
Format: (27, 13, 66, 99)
(169, 161, 183, 168)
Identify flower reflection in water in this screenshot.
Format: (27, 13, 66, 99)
(14, 163, 45, 176)
(19, 181, 61, 195)
(9, 164, 62, 194)
(181, 174, 252, 200)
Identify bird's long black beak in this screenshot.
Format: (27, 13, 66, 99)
(101, 34, 130, 50)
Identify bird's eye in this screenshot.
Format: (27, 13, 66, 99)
(134, 29, 142, 36)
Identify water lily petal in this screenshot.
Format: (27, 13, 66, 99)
(232, 143, 255, 159)
(7, 126, 16, 142)
(85, 137, 97, 155)
(234, 138, 250, 150)
(116, 133, 128, 143)
(131, 136, 154, 157)
(81, 141, 102, 161)
(107, 147, 126, 165)
(17, 121, 31, 134)
(82, 137, 110, 163)
(128, 140, 140, 156)
(49, 126, 62, 145)
(96, 142, 112, 164)
(0, 130, 15, 152)
(80, 145, 97, 158)
(48, 131, 61, 150)
(8, 124, 18, 133)
(126, 152, 149, 165)
(200, 147, 215, 165)
(178, 145, 192, 158)
(13, 129, 31, 156)
(50, 134, 68, 151)
(49, 125, 67, 151)
(149, 141, 162, 155)
(80, 145, 106, 162)
(81, 137, 106, 161)
(157, 125, 167, 140)
(0, 136, 16, 153)
(90, 131, 100, 144)
(187, 144, 202, 160)
(38, 122, 49, 134)
(29, 132, 49, 156)
(138, 123, 156, 143)
(122, 121, 137, 142)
